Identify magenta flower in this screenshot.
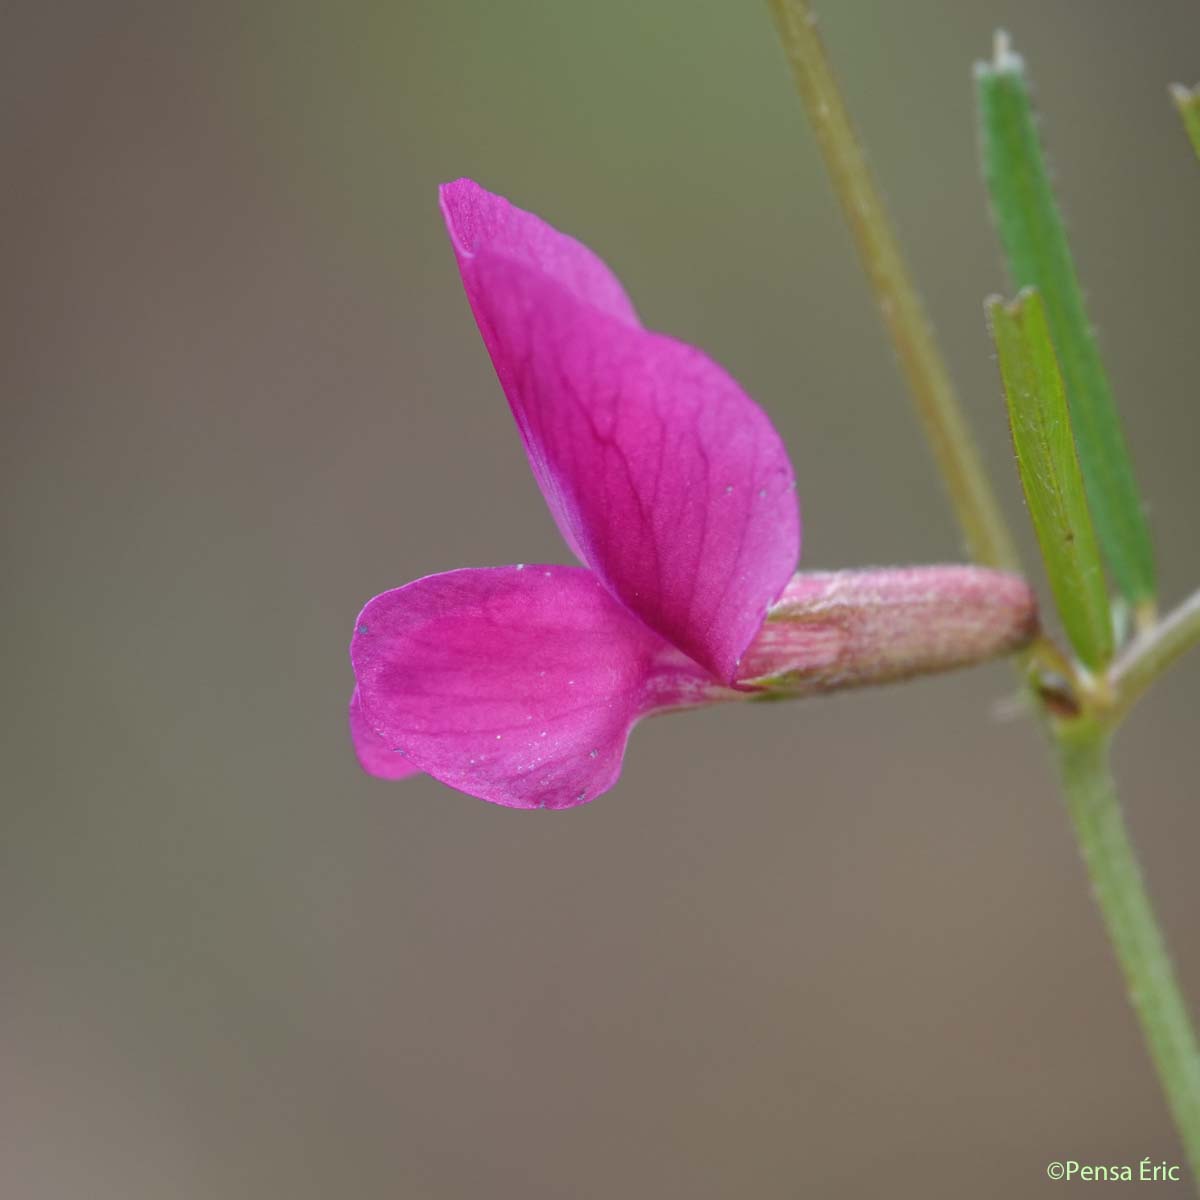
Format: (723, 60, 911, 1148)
(349, 180, 1036, 809)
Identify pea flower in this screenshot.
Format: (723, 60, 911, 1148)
(349, 180, 1036, 809)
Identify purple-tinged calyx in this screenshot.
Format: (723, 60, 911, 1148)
(738, 566, 1039, 694)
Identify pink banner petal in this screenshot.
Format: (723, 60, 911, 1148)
(441, 178, 639, 327)
(351, 566, 727, 809)
(440, 181, 800, 681)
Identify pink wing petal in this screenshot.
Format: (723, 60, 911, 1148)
(440, 181, 800, 683)
(349, 687, 423, 780)
(350, 566, 728, 809)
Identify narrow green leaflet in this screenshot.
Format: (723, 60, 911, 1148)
(976, 34, 1156, 612)
(989, 290, 1113, 670)
(1171, 84, 1200, 162)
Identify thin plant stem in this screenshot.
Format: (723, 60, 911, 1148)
(1111, 589, 1200, 721)
(767, 2, 1200, 1177)
(767, 0, 1021, 573)
(1055, 729, 1200, 1182)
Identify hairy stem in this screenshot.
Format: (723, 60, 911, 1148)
(1055, 730, 1200, 1184)
(767, 0, 1020, 572)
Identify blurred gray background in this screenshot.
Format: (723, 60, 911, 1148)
(5, 1, 1199, 1196)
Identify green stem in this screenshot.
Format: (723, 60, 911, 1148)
(767, 4, 1199, 1169)
(1055, 729, 1200, 1184)
(767, 0, 1020, 573)
(1112, 589, 1200, 721)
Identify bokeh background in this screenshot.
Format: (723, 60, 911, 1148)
(5, 1, 1199, 1196)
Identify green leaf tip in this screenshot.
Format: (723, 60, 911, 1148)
(976, 33, 1156, 611)
(988, 289, 1114, 671)
(975, 29, 1023, 77)
(1171, 83, 1200, 162)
